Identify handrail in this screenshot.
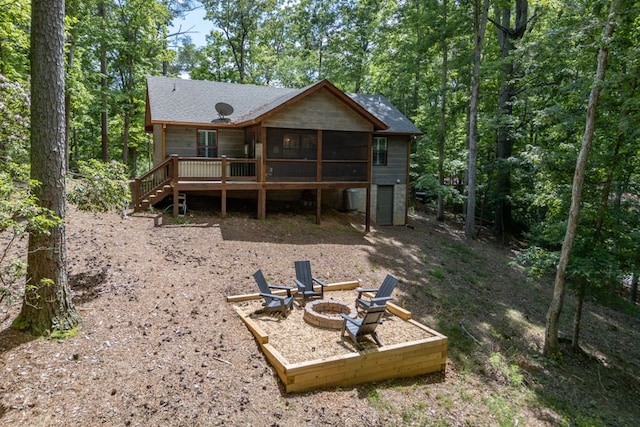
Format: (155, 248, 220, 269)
(132, 156, 259, 209)
(132, 155, 176, 208)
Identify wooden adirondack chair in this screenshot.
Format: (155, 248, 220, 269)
(293, 260, 326, 301)
(340, 304, 387, 350)
(253, 270, 294, 317)
(355, 274, 398, 311)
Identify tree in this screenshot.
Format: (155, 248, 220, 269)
(111, 0, 169, 174)
(0, 76, 61, 309)
(436, 0, 448, 222)
(201, 0, 270, 83)
(0, 0, 30, 80)
(490, 0, 529, 237)
(465, 0, 490, 239)
(544, 0, 620, 357)
(13, 0, 80, 335)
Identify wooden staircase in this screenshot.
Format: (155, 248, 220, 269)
(132, 156, 177, 212)
(136, 184, 173, 211)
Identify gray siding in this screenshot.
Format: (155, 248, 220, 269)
(218, 129, 245, 157)
(153, 124, 163, 165)
(163, 126, 246, 158)
(371, 135, 409, 185)
(165, 125, 197, 157)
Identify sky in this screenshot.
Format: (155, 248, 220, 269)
(169, 6, 210, 48)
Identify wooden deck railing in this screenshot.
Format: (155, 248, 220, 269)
(132, 155, 258, 208)
(132, 155, 175, 208)
(177, 157, 257, 182)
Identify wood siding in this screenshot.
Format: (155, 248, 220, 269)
(372, 135, 409, 185)
(165, 125, 196, 157)
(164, 126, 246, 159)
(264, 88, 373, 132)
(219, 129, 245, 157)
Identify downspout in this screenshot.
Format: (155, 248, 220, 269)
(366, 132, 372, 232)
(405, 136, 412, 225)
(162, 123, 167, 159)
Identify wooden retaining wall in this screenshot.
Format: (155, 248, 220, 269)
(229, 281, 448, 393)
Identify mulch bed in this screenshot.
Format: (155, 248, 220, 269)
(231, 290, 434, 364)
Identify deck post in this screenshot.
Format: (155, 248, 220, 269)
(171, 155, 179, 217)
(258, 188, 266, 219)
(221, 156, 227, 218)
(170, 154, 179, 180)
(315, 189, 321, 225)
(221, 156, 227, 183)
(365, 186, 371, 232)
(221, 188, 227, 218)
(132, 178, 140, 210)
(172, 185, 179, 217)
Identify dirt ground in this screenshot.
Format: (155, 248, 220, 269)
(1, 199, 639, 426)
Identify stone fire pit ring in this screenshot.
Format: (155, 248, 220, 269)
(303, 299, 358, 330)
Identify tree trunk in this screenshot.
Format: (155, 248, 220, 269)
(492, 0, 528, 238)
(436, 0, 448, 222)
(572, 281, 586, 350)
(465, 0, 490, 239)
(15, 0, 80, 335)
(544, 0, 619, 357)
(100, 1, 109, 162)
(123, 108, 130, 168)
(630, 272, 638, 303)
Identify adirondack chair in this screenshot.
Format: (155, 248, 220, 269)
(293, 260, 326, 301)
(253, 270, 294, 317)
(340, 304, 387, 350)
(355, 274, 398, 311)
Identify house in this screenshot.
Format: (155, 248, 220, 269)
(135, 77, 422, 230)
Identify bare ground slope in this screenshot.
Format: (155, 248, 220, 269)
(1, 204, 638, 426)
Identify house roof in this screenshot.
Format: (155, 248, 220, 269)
(145, 76, 421, 135)
(349, 94, 422, 136)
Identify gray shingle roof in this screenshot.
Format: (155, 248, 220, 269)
(146, 76, 421, 135)
(146, 76, 295, 124)
(349, 94, 422, 135)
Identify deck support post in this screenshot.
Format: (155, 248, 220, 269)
(315, 189, 322, 225)
(258, 188, 266, 219)
(221, 188, 227, 218)
(172, 184, 179, 217)
(221, 156, 227, 218)
(365, 186, 371, 232)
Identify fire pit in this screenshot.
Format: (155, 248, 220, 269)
(303, 299, 358, 330)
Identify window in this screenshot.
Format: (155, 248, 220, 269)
(197, 130, 217, 157)
(267, 129, 317, 159)
(282, 133, 300, 158)
(373, 137, 387, 166)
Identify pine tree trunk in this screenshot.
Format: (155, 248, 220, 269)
(15, 0, 80, 335)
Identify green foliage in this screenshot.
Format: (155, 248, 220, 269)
(0, 74, 62, 306)
(0, 1, 30, 80)
(67, 160, 131, 213)
(0, 174, 62, 304)
(0, 75, 30, 176)
(489, 352, 524, 388)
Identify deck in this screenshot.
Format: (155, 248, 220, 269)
(133, 155, 372, 228)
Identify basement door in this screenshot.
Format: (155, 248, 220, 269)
(376, 185, 394, 226)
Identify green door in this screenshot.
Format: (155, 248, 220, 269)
(376, 185, 393, 225)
